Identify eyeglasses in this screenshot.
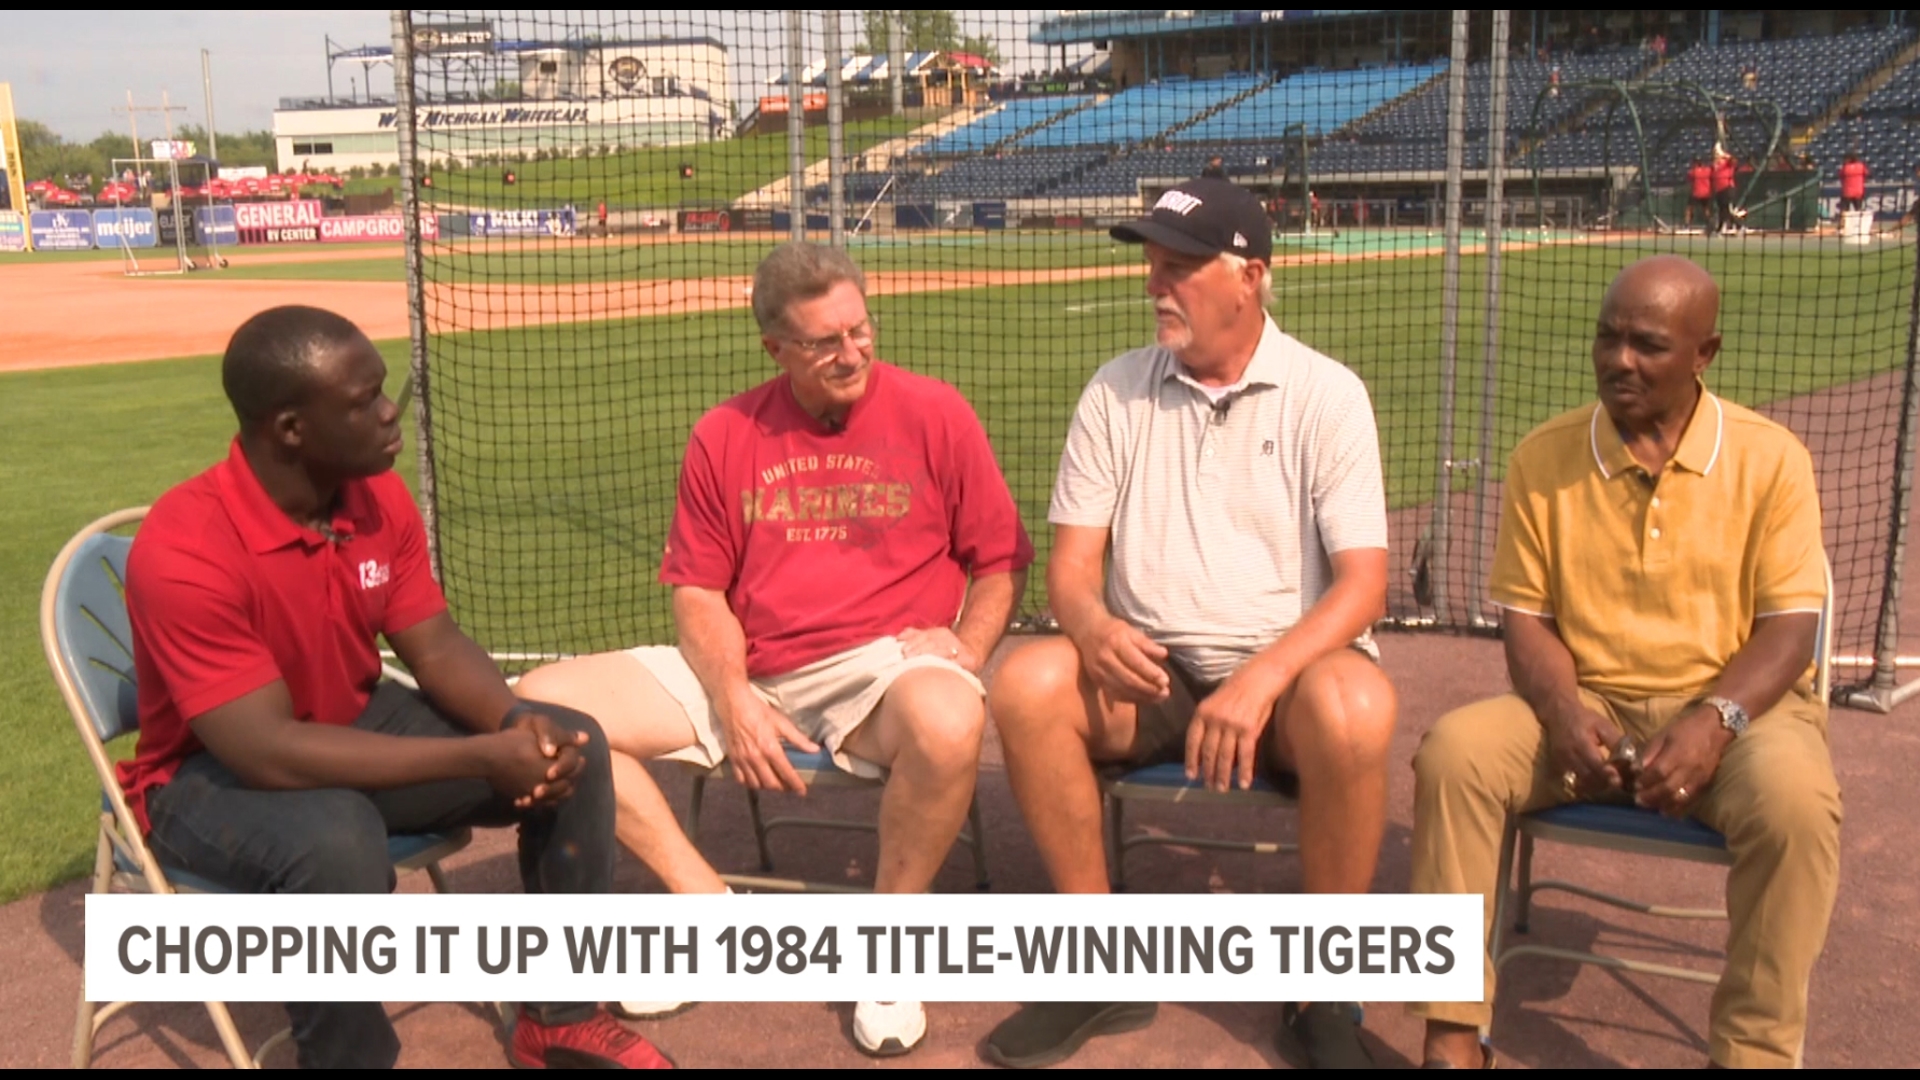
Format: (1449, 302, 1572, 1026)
(782, 317, 877, 357)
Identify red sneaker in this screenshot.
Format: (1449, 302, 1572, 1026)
(510, 1008, 676, 1069)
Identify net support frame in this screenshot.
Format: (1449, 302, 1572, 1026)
(1428, 8, 1472, 626)
(391, 9, 441, 578)
(1847, 220, 1920, 713)
(1467, 9, 1512, 632)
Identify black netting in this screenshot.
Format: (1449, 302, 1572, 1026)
(396, 10, 1918, 689)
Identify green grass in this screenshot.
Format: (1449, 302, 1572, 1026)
(0, 347, 417, 904)
(350, 117, 934, 208)
(2, 232, 1908, 903)
(201, 231, 1139, 285)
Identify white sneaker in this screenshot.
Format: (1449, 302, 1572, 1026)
(853, 1000, 927, 1057)
(610, 1001, 693, 1021)
(613, 889, 727, 1022)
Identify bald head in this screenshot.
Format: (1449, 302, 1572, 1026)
(1602, 255, 1720, 341)
(1591, 256, 1722, 431)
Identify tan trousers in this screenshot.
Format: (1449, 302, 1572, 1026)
(1408, 689, 1842, 1068)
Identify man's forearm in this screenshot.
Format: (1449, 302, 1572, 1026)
(1705, 612, 1818, 720)
(953, 568, 1026, 661)
(1048, 553, 1116, 650)
(673, 586, 756, 711)
(198, 714, 500, 792)
(389, 613, 521, 734)
(1235, 558, 1383, 698)
(1503, 610, 1589, 727)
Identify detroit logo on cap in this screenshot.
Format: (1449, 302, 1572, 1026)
(1154, 190, 1204, 215)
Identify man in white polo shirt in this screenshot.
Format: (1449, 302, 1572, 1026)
(984, 178, 1397, 1070)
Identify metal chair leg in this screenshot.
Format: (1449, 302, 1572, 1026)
(746, 787, 775, 872)
(1490, 817, 1519, 974)
(965, 795, 990, 891)
(687, 773, 708, 842)
(74, 829, 114, 1068)
(1514, 832, 1537, 934)
(206, 1001, 258, 1069)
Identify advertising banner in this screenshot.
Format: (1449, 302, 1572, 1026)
(29, 209, 93, 250)
(194, 204, 239, 245)
(972, 201, 1008, 229)
(0, 210, 24, 252)
(91, 208, 158, 248)
(676, 208, 732, 233)
(1818, 181, 1916, 222)
(236, 199, 324, 244)
(759, 93, 828, 114)
(320, 214, 441, 243)
(470, 207, 577, 238)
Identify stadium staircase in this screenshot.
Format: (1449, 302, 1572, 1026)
(1796, 32, 1920, 150)
(739, 107, 979, 208)
(982, 94, 1110, 156)
(1331, 67, 1448, 139)
(1152, 74, 1281, 144)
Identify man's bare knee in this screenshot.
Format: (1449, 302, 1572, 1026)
(988, 637, 1085, 737)
(1288, 654, 1397, 765)
(882, 669, 987, 774)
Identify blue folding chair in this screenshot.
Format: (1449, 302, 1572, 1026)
(1488, 556, 1834, 1060)
(42, 508, 472, 1069)
(683, 747, 991, 893)
(1100, 762, 1299, 891)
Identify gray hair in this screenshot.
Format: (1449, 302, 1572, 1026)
(1220, 252, 1275, 308)
(751, 242, 868, 334)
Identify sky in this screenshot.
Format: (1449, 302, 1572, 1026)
(2, 11, 1083, 144)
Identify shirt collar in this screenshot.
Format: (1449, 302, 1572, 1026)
(212, 437, 376, 554)
(1588, 381, 1724, 480)
(1162, 313, 1293, 397)
(781, 360, 885, 434)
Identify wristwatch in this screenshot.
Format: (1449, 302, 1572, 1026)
(1702, 695, 1750, 737)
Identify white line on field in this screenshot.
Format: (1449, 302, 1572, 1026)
(1064, 281, 1341, 313)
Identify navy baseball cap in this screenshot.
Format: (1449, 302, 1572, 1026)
(1111, 177, 1272, 262)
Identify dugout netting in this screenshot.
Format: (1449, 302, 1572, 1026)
(396, 10, 1920, 709)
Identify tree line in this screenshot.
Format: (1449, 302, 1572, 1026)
(11, 120, 278, 190)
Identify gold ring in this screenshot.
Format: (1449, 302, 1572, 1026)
(1561, 769, 1578, 794)
(1675, 786, 1690, 801)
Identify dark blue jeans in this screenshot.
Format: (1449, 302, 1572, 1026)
(145, 683, 615, 1069)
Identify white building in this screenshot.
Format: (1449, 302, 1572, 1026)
(273, 36, 732, 173)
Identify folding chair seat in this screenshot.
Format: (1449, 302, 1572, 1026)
(1099, 762, 1299, 892)
(1487, 555, 1833, 1058)
(43, 508, 473, 1069)
(682, 746, 990, 893)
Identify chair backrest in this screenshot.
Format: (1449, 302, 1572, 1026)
(1815, 552, 1835, 704)
(40, 508, 150, 812)
(45, 511, 148, 742)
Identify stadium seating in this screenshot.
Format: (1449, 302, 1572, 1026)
(1178, 64, 1445, 142)
(916, 95, 1096, 156)
(1808, 51, 1920, 183)
(1019, 74, 1264, 149)
(834, 28, 1920, 203)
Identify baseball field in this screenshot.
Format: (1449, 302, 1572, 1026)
(3, 225, 1911, 906)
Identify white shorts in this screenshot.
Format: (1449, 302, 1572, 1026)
(626, 636, 985, 780)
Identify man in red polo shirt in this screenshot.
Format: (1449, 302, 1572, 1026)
(122, 306, 673, 1070)
(1839, 152, 1869, 213)
(1686, 157, 1713, 228)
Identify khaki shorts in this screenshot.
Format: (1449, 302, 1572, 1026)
(627, 636, 984, 780)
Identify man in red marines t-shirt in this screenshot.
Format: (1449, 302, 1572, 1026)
(516, 242, 1033, 1056)
(124, 306, 672, 1070)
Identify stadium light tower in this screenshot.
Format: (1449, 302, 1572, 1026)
(201, 49, 218, 164)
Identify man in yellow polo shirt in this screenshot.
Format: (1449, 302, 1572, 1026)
(1410, 255, 1840, 1069)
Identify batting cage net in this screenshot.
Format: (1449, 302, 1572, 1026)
(394, 10, 1920, 706)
